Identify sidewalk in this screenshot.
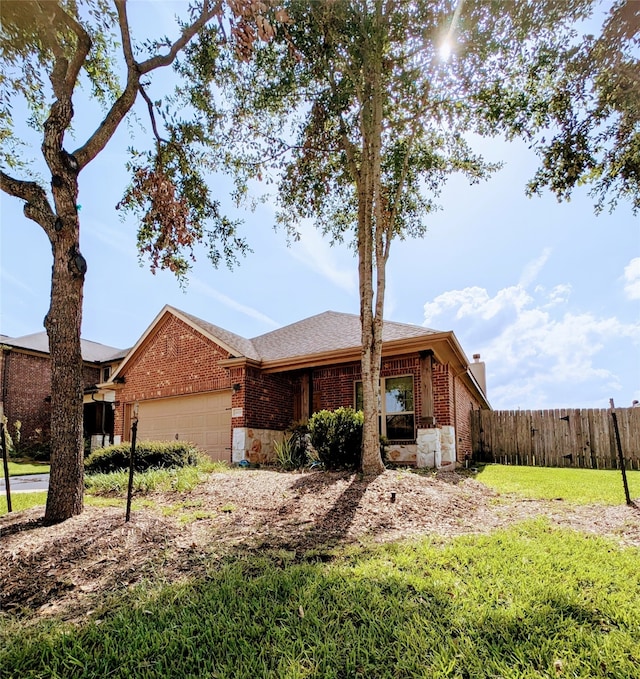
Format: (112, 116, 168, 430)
(0, 474, 50, 494)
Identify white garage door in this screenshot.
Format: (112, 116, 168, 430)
(136, 391, 232, 461)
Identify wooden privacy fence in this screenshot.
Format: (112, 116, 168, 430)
(471, 408, 640, 470)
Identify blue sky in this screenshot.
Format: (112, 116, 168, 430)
(1, 1, 638, 411)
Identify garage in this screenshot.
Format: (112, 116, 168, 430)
(136, 391, 232, 461)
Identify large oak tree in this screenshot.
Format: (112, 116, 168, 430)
(0, 0, 280, 523)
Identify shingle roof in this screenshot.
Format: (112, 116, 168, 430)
(251, 311, 441, 362)
(1, 332, 126, 363)
(171, 308, 441, 362)
(175, 308, 261, 360)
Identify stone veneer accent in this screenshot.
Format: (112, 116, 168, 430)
(232, 427, 285, 464)
(416, 426, 456, 469)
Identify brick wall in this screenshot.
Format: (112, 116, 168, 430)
(433, 363, 454, 426)
(310, 354, 458, 440)
(243, 366, 294, 430)
(312, 362, 361, 411)
(113, 315, 233, 438)
(1, 348, 99, 444)
(453, 375, 483, 462)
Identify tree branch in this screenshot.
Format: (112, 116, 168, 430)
(51, 1, 92, 98)
(74, 0, 221, 170)
(139, 84, 169, 149)
(1, 170, 55, 230)
(387, 124, 418, 236)
(137, 0, 222, 75)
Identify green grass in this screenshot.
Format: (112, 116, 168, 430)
(0, 491, 48, 515)
(1, 520, 638, 678)
(475, 464, 640, 505)
(84, 465, 207, 495)
(0, 462, 227, 517)
(84, 459, 231, 495)
(4, 461, 50, 476)
(0, 492, 154, 516)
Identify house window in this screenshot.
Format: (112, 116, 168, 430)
(102, 366, 111, 382)
(355, 375, 415, 441)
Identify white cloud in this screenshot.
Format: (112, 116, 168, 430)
(518, 247, 551, 288)
(288, 222, 358, 295)
(0, 269, 37, 296)
(190, 279, 280, 328)
(623, 257, 640, 300)
(85, 219, 137, 259)
(423, 250, 640, 409)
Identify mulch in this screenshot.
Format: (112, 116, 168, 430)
(1, 468, 639, 622)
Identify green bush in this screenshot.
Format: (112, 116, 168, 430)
(85, 440, 203, 475)
(22, 426, 51, 461)
(274, 421, 312, 470)
(1, 418, 21, 459)
(308, 407, 363, 470)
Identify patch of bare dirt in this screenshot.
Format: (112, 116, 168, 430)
(1, 469, 639, 622)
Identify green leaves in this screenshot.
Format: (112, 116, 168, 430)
(525, 0, 640, 214)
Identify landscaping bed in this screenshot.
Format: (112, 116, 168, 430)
(1, 468, 639, 623)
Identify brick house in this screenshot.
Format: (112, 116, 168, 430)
(0, 333, 126, 451)
(102, 305, 490, 467)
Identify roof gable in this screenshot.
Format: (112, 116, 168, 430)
(177, 308, 260, 360)
(108, 305, 257, 381)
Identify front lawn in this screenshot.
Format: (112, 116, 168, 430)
(0, 461, 227, 516)
(1, 521, 638, 678)
(4, 460, 50, 476)
(0, 491, 48, 515)
(475, 464, 640, 505)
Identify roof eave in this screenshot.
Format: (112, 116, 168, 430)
(257, 332, 458, 374)
(1, 342, 116, 367)
(218, 356, 263, 369)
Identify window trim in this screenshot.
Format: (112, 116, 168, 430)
(354, 374, 415, 441)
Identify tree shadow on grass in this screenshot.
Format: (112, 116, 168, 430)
(4, 529, 638, 679)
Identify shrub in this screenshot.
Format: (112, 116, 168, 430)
(1, 418, 22, 459)
(274, 421, 312, 470)
(21, 426, 51, 461)
(85, 440, 203, 475)
(308, 407, 363, 470)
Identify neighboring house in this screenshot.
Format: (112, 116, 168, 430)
(100, 305, 490, 468)
(0, 332, 126, 451)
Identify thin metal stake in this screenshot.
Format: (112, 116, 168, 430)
(125, 402, 139, 522)
(609, 399, 632, 506)
(1, 419, 12, 513)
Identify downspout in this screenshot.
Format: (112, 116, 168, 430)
(102, 401, 107, 448)
(453, 371, 457, 448)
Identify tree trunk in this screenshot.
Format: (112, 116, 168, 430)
(43, 176, 86, 524)
(358, 3, 386, 477)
